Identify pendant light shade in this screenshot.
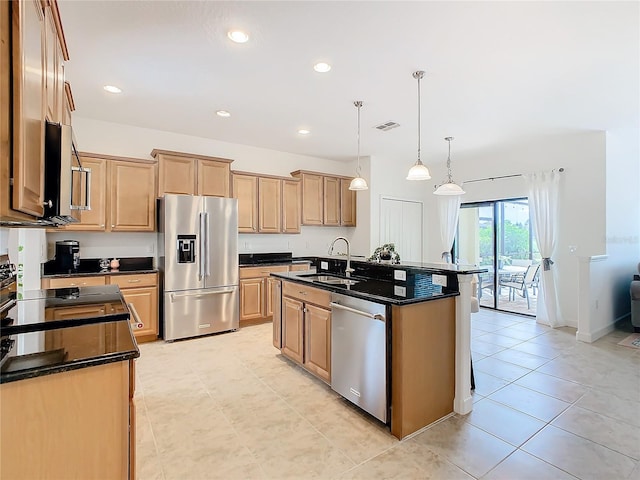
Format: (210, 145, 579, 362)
(349, 100, 368, 191)
(407, 70, 431, 181)
(434, 136, 465, 195)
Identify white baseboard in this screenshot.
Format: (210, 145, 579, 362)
(576, 313, 629, 343)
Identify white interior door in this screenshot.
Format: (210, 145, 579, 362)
(380, 197, 423, 262)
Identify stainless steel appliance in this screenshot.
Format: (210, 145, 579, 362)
(54, 240, 80, 272)
(43, 121, 91, 224)
(330, 292, 388, 423)
(158, 194, 239, 341)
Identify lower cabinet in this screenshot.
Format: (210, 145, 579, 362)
(108, 273, 159, 343)
(42, 273, 159, 344)
(238, 264, 295, 325)
(0, 360, 135, 479)
(279, 281, 331, 383)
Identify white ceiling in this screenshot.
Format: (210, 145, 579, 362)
(58, 1, 639, 164)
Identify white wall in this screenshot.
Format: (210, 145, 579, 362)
(0, 227, 8, 255)
(427, 131, 608, 328)
(52, 117, 362, 259)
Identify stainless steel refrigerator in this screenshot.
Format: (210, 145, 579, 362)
(158, 194, 239, 341)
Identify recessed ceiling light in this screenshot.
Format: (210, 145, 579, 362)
(313, 62, 331, 73)
(216, 110, 231, 118)
(298, 129, 310, 135)
(103, 85, 122, 94)
(227, 30, 249, 43)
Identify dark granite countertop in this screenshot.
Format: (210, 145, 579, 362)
(239, 252, 312, 267)
(272, 271, 459, 306)
(1, 319, 139, 384)
(42, 257, 157, 278)
(307, 255, 488, 275)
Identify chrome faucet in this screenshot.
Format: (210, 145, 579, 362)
(328, 236, 355, 277)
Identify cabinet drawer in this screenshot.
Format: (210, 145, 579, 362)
(109, 273, 157, 289)
(283, 281, 331, 308)
(239, 265, 290, 279)
(46, 276, 106, 288)
(289, 263, 311, 272)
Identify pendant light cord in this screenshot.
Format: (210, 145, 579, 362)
(356, 101, 362, 176)
(446, 137, 453, 182)
(417, 74, 421, 164)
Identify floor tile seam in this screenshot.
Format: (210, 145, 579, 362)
(507, 447, 581, 480)
(485, 391, 570, 424)
(471, 396, 553, 431)
(462, 415, 545, 450)
(571, 393, 640, 429)
(134, 391, 165, 459)
(511, 380, 590, 405)
(491, 351, 552, 369)
(493, 381, 575, 408)
(530, 366, 594, 389)
(549, 416, 640, 462)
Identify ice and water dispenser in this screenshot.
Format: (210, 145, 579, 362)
(177, 235, 196, 263)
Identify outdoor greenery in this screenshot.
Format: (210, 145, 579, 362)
(479, 219, 533, 265)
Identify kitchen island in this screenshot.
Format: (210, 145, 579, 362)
(0, 285, 139, 479)
(272, 259, 485, 439)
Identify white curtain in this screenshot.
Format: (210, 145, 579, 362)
(437, 195, 462, 263)
(525, 170, 563, 327)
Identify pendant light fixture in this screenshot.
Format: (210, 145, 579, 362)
(434, 136, 465, 195)
(349, 100, 368, 191)
(406, 70, 431, 181)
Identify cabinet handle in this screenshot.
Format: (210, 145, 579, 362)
(43, 200, 53, 208)
(128, 303, 144, 330)
(127, 279, 141, 283)
(111, 224, 115, 228)
(298, 291, 307, 295)
(100, 224, 105, 228)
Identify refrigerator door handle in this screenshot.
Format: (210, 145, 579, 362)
(204, 211, 210, 278)
(199, 212, 206, 280)
(170, 289, 236, 302)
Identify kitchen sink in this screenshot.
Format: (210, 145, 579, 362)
(299, 274, 360, 286)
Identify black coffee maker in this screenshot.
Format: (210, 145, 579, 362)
(55, 240, 80, 272)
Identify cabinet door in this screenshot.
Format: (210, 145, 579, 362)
(323, 176, 340, 226)
(282, 296, 303, 364)
(121, 286, 158, 342)
(157, 154, 195, 196)
(300, 174, 323, 225)
(63, 157, 107, 231)
(239, 277, 264, 321)
(197, 159, 230, 197)
(12, 0, 45, 217)
(282, 179, 301, 233)
(232, 174, 258, 233)
(258, 177, 281, 233)
(265, 276, 279, 318)
(109, 161, 155, 232)
(304, 304, 331, 382)
(340, 178, 357, 226)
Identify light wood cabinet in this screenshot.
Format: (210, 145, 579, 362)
(238, 265, 289, 325)
(109, 273, 159, 343)
(233, 173, 258, 233)
(152, 149, 232, 198)
(323, 176, 340, 226)
(258, 177, 282, 233)
(294, 172, 323, 225)
(239, 277, 264, 321)
(280, 280, 332, 383)
(282, 296, 304, 364)
(303, 303, 331, 382)
(291, 170, 357, 227)
(110, 160, 155, 232)
(44, 2, 65, 124)
(340, 178, 357, 226)
(0, 360, 134, 480)
(61, 156, 107, 231)
(57, 153, 156, 232)
(43, 275, 107, 289)
(11, 0, 46, 218)
(282, 179, 301, 233)
(265, 276, 279, 317)
(62, 82, 74, 126)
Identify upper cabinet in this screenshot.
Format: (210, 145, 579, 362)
(62, 82, 74, 126)
(1, 0, 70, 221)
(291, 170, 357, 227)
(59, 153, 156, 232)
(232, 171, 301, 234)
(151, 149, 232, 198)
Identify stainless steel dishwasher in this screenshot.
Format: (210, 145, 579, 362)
(330, 292, 387, 423)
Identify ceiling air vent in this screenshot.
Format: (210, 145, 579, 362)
(374, 121, 400, 131)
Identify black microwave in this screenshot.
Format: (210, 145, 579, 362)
(42, 122, 91, 224)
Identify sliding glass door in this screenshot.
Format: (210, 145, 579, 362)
(455, 198, 539, 315)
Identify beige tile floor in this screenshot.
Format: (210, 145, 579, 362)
(135, 309, 640, 479)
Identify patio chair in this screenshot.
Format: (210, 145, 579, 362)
(499, 264, 540, 309)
